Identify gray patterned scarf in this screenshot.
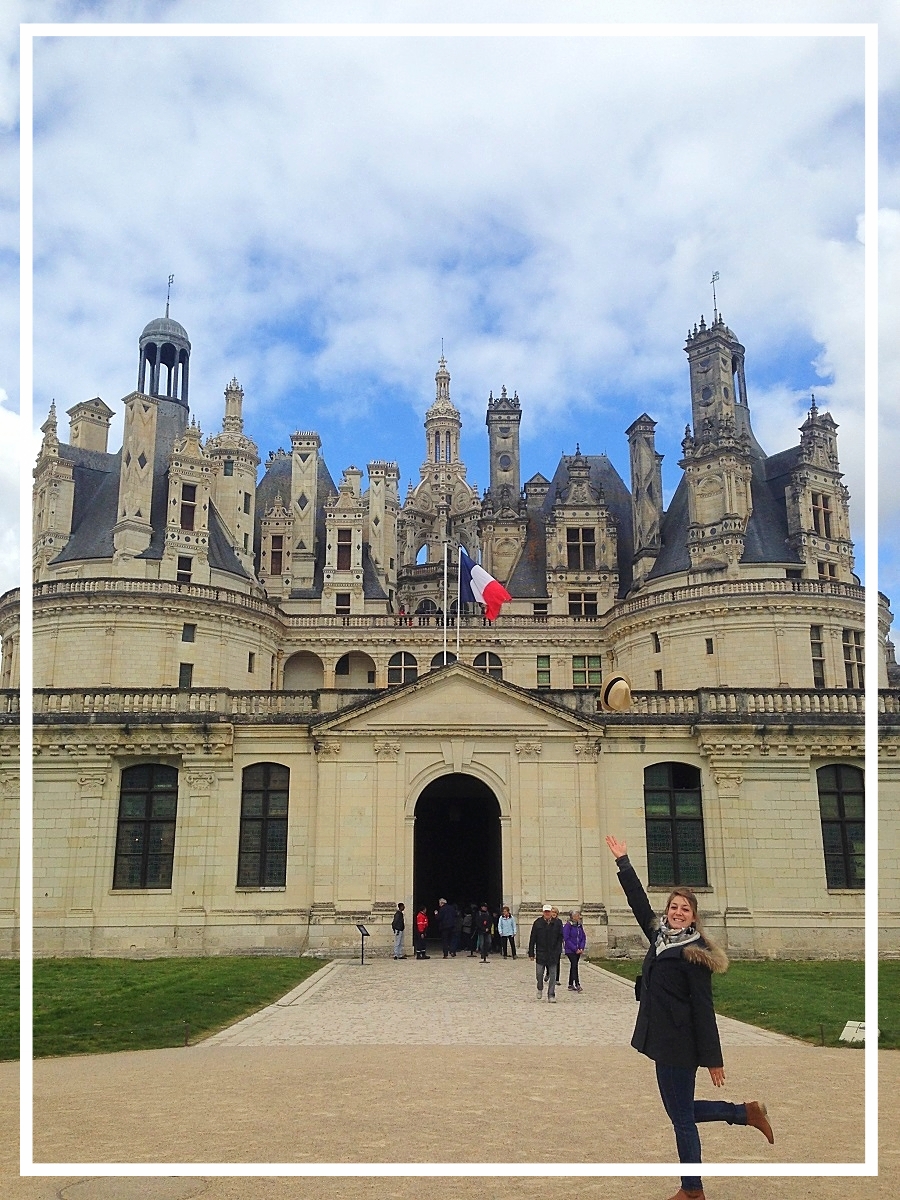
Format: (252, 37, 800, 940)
(654, 917, 702, 956)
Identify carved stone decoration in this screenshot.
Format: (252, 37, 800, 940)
(713, 771, 744, 791)
(374, 741, 401, 759)
(515, 740, 542, 758)
(77, 774, 107, 789)
(574, 739, 602, 760)
(186, 772, 215, 789)
(314, 739, 342, 758)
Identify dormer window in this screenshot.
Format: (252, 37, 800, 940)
(566, 527, 595, 570)
(180, 483, 196, 531)
(337, 528, 352, 570)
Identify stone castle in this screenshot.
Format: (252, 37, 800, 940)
(3, 305, 896, 958)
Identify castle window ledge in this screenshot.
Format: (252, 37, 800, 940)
(235, 887, 287, 893)
(647, 886, 714, 894)
(107, 889, 172, 896)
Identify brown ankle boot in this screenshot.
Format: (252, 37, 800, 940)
(745, 1099, 774, 1144)
(665, 1190, 705, 1200)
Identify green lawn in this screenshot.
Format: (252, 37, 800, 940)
(595, 958, 900, 1048)
(1, 957, 897, 1060)
(3, 956, 326, 1060)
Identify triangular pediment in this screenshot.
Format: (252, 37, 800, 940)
(316, 663, 595, 735)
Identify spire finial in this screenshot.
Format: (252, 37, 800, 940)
(166, 274, 174, 318)
(710, 271, 720, 321)
(809, 392, 818, 417)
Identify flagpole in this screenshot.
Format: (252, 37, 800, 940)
(456, 544, 462, 658)
(442, 541, 448, 662)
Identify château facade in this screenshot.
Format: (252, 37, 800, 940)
(3, 308, 897, 958)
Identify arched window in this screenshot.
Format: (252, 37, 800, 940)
(238, 763, 289, 888)
(643, 762, 707, 887)
(817, 764, 864, 888)
(473, 651, 503, 679)
(113, 764, 178, 890)
(388, 651, 418, 685)
(445, 431, 452, 462)
(434, 432, 441, 462)
(430, 651, 457, 669)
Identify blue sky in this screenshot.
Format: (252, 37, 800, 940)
(3, 0, 899, 614)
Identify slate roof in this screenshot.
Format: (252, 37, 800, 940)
(507, 454, 635, 599)
(646, 438, 801, 583)
(51, 397, 250, 579)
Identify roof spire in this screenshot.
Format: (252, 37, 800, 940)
(166, 273, 174, 318)
(710, 270, 720, 322)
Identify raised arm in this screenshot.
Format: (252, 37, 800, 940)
(605, 833, 657, 942)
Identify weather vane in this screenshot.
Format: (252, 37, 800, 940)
(166, 274, 174, 318)
(710, 271, 720, 320)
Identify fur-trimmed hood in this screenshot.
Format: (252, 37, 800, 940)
(682, 938, 729, 974)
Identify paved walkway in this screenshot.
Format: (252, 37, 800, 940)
(200, 956, 794, 1048)
(5, 953, 893, 1200)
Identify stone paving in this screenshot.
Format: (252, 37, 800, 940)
(199, 953, 794, 1048)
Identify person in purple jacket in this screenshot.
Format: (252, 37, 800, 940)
(562, 909, 586, 992)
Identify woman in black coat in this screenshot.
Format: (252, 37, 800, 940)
(605, 835, 774, 1200)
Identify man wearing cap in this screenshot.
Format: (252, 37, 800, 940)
(528, 904, 564, 1002)
(435, 898, 458, 958)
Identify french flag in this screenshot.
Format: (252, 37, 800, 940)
(459, 547, 512, 623)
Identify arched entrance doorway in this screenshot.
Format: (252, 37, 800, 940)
(413, 774, 502, 935)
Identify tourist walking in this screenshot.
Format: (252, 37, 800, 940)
(462, 904, 475, 955)
(436, 898, 458, 958)
(414, 905, 430, 960)
(605, 834, 774, 1200)
(497, 905, 517, 958)
(563, 909, 586, 990)
(528, 904, 563, 1001)
(391, 902, 406, 959)
(475, 902, 493, 962)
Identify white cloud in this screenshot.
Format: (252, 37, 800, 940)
(3, 1, 895, 609)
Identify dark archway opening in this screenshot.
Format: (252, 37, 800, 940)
(413, 774, 502, 939)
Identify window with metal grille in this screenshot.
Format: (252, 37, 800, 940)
(536, 655, 551, 689)
(113, 764, 178, 890)
(337, 528, 352, 570)
(812, 493, 832, 538)
(644, 762, 707, 887)
(817, 764, 864, 889)
(237, 763, 289, 888)
(473, 651, 503, 679)
(566, 527, 596, 570)
(388, 652, 418, 685)
(842, 629, 864, 688)
(568, 591, 598, 618)
(180, 483, 196, 531)
(810, 625, 826, 689)
(572, 655, 601, 689)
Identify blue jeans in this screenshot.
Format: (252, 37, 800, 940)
(655, 1062, 747, 1191)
